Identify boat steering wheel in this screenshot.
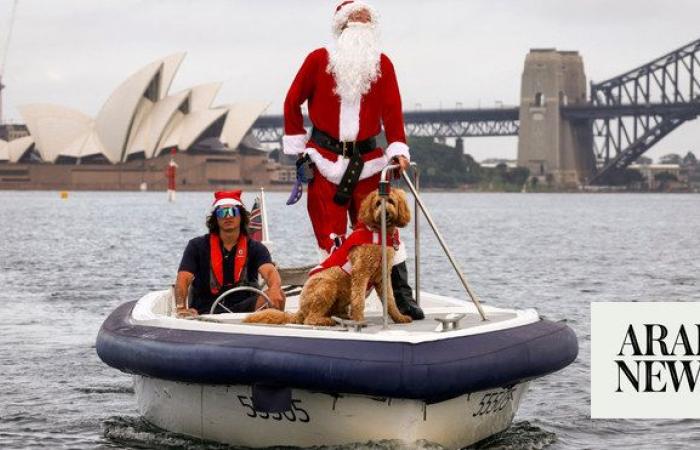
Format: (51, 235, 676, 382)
(209, 286, 272, 315)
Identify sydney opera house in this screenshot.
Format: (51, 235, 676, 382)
(0, 53, 289, 190)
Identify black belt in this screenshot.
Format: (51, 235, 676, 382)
(310, 128, 378, 205)
(310, 128, 377, 158)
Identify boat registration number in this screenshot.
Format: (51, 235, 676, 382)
(472, 386, 516, 417)
(237, 395, 310, 423)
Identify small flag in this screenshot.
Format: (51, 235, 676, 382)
(249, 197, 263, 241)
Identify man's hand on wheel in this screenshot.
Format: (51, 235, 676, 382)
(265, 286, 286, 310)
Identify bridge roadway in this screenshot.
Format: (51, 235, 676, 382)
(251, 102, 700, 143)
(251, 107, 520, 142)
(562, 102, 700, 120)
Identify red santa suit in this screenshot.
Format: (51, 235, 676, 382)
(283, 47, 410, 254)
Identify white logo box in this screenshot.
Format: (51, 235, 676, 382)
(591, 302, 700, 419)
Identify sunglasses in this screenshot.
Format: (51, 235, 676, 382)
(215, 206, 241, 219)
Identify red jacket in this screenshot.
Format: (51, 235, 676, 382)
(309, 223, 399, 277)
(283, 48, 410, 185)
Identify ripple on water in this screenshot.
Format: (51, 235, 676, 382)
(3, 192, 700, 449)
(103, 416, 230, 450)
(75, 384, 134, 395)
(469, 421, 556, 449)
(102, 416, 448, 450)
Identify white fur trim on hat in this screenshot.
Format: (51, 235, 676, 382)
(385, 141, 410, 161)
(283, 134, 308, 155)
(212, 198, 243, 209)
(332, 1, 378, 38)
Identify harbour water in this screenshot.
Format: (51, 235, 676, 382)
(1, 191, 699, 449)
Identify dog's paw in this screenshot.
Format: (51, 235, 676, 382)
(392, 314, 413, 324)
(349, 312, 365, 322)
(304, 316, 336, 327)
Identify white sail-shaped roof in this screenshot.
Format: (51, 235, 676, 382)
(126, 90, 190, 159)
(220, 101, 270, 150)
(60, 129, 109, 160)
(188, 82, 222, 111)
(16, 53, 271, 164)
(123, 97, 157, 159)
(8, 136, 35, 162)
(95, 58, 163, 163)
(162, 108, 228, 151)
(160, 52, 186, 99)
(18, 104, 93, 162)
(156, 110, 185, 155)
(0, 140, 8, 161)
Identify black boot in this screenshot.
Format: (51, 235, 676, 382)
(391, 261, 425, 320)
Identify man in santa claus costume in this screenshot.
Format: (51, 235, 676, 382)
(282, 0, 423, 320)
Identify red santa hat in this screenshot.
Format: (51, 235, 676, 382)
(332, 1, 378, 38)
(211, 190, 243, 211)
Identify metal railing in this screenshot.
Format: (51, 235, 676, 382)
(378, 163, 488, 329)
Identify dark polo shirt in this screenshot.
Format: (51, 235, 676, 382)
(178, 234, 272, 314)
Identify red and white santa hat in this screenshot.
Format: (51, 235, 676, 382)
(211, 190, 243, 211)
(332, 0, 378, 38)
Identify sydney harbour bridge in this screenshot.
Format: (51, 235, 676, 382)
(250, 37, 700, 186)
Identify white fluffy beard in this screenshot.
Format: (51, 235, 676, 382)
(328, 22, 381, 102)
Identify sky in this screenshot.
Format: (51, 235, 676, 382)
(1, 0, 699, 161)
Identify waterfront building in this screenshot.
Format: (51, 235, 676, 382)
(629, 163, 683, 190)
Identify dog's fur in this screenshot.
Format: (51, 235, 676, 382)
(244, 188, 413, 326)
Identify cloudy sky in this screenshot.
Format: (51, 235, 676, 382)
(1, 0, 698, 161)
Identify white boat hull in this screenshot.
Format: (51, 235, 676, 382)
(134, 375, 529, 449)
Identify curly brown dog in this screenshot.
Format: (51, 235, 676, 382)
(244, 188, 413, 326)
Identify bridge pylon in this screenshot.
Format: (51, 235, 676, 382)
(517, 49, 596, 187)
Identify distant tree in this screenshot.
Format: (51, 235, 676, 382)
(682, 151, 697, 166)
(491, 162, 507, 182)
(636, 156, 653, 165)
(659, 153, 682, 165)
(624, 168, 645, 185)
(504, 167, 530, 186)
(406, 137, 481, 187)
(461, 153, 481, 184)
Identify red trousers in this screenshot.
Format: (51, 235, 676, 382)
(307, 169, 381, 253)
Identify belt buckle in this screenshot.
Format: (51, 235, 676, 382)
(342, 141, 348, 158)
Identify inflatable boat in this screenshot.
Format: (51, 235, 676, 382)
(96, 166, 578, 448)
(97, 287, 576, 449)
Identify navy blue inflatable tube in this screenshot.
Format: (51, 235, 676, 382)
(96, 301, 578, 402)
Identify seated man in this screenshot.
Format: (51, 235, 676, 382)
(174, 190, 284, 317)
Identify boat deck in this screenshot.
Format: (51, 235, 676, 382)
(131, 289, 538, 343)
(200, 309, 519, 335)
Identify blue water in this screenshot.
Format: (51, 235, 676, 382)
(1, 190, 699, 449)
